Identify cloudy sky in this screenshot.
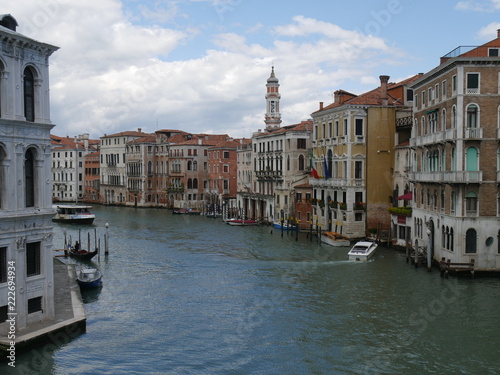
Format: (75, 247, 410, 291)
(4, 0, 500, 139)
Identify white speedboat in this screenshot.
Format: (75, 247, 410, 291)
(321, 232, 350, 247)
(348, 240, 378, 261)
(52, 205, 95, 224)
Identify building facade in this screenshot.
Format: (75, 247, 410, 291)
(409, 32, 500, 270)
(310, 75, 418, 238)
(0, 15, 58, 334)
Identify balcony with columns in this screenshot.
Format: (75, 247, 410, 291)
(409, 170, 483, 183)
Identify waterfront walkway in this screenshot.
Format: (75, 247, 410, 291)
(0, 258, 86, 352)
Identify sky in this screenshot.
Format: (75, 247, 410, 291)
(3, 0, 500, 139)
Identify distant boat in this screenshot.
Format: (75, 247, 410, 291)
(273, 221, 295, 230)
(321, 232, 350, 247)
(68, 248, 98, 260)
(76, 268, 102, 288)
(348, 240, 378, 261)
(226, 219, 258, 226)
(173, 208, 201, 215)
(52, 205, 95, 224)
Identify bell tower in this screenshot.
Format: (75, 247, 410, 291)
(264, 66, 281, 131)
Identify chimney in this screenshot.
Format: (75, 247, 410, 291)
(319, 102, 324, 110)
(380, 75, 389, 106)
(334, 90, 340, 103)
(497, 29, 500, 38)
(138, 128, 142, 133)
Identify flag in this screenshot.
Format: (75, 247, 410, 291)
(311, 167, 319, 179)
(310, 150, 319, 179)
(323, 155, 331, 180)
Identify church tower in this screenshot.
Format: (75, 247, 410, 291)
(264, 66, 281, 131)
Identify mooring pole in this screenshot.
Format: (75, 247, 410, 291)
(105, 223, 109, 255)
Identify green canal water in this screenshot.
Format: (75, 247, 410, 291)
(3, 205, 500, 374)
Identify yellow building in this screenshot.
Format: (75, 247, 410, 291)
(310, 75, 419, 238)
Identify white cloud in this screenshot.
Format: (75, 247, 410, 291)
(477, 22, 500, 39)
(2, 1, 408, 139)
(455, 0, 500, 11)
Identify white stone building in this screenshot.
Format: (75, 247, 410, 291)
(0, 15, 58, 334)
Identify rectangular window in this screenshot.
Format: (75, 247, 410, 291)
(0, 305, 7, 323)
(406, 89, 413, 102)
(0, 247, 6, 283)
(442, 80, 447, 98)
(297, 139, 306, 149)
(28, 297, 42, 314)
(466, 73, 479, 94)
(428, 87, 433, 101)
(355, 161, 363, 179)
(488, 48, 499, 57)
(26, 242, 41, 277)
(223, 151, 230, 159)
(435, 84, 439, 101)
(452, 75, 457, 94)
(355, 119, 363, 136)
(422, 90, 426, 106)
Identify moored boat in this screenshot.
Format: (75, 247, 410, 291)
(173, 208, 201, 215)
(52, 205, 95, 224)
(273, 221, 295, 230)
(321, 232, 350, 247)
(226, 218, 258, 226)
(348, 240, 378, 261)
(76, 268, 102, 288)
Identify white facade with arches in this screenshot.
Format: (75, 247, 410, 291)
(0, 15, 59, 334)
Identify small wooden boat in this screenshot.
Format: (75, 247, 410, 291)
(77, 268, 102, 288)
(321, 232, 350, 247)
(52, 205, 95, 224)
(226, 219, 258, 226)
(68, 248, 98, 260)
(348, 240, 378, 261)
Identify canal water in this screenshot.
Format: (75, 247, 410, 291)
(3, 205, 500, 374)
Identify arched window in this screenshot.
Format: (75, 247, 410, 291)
(147, 161, 152, 175)
(24, 67, 35, 122)
(449, 228, 454, 251)
(193, 178, 198, 189)
(25, 147, 36, 207)
(442, 109, 446, 130)
(187, 178, 193, 189)
(451, 191, 456, 213)
(452, 105, 457, 128)
(466, 147, 479, 171)
(465, 228, 477, 253)
(466, 104, 478, 128)
(187, 160, 192, 171)
(286, 155, 290, 171)
(193, 161, 198, 171)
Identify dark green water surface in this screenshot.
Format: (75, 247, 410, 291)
(4, 205, 500, 374)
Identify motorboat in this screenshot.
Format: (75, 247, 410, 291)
(76, 268, 102, 288)
(321, 232, 350, 247)
(348, 240, 378, 261)
(226, 218, 258, 226)
(52, 205, 95, 224)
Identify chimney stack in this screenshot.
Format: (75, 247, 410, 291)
(497, 29, 500, 38)
(319, 102, 324, 110)
(138, 128, 142, 133)
(334, 90, 340, 103)
(379, 75, 390, 106)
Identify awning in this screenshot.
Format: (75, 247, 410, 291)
(397, 192, 413, 200)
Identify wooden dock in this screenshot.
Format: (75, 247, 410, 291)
(439, 258, 475, 278)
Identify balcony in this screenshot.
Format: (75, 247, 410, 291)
(309, 178, 364, 188)
(444, 128, 456, 141)
(409, 171, 483, 183)
(464, 127, 483, 139)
